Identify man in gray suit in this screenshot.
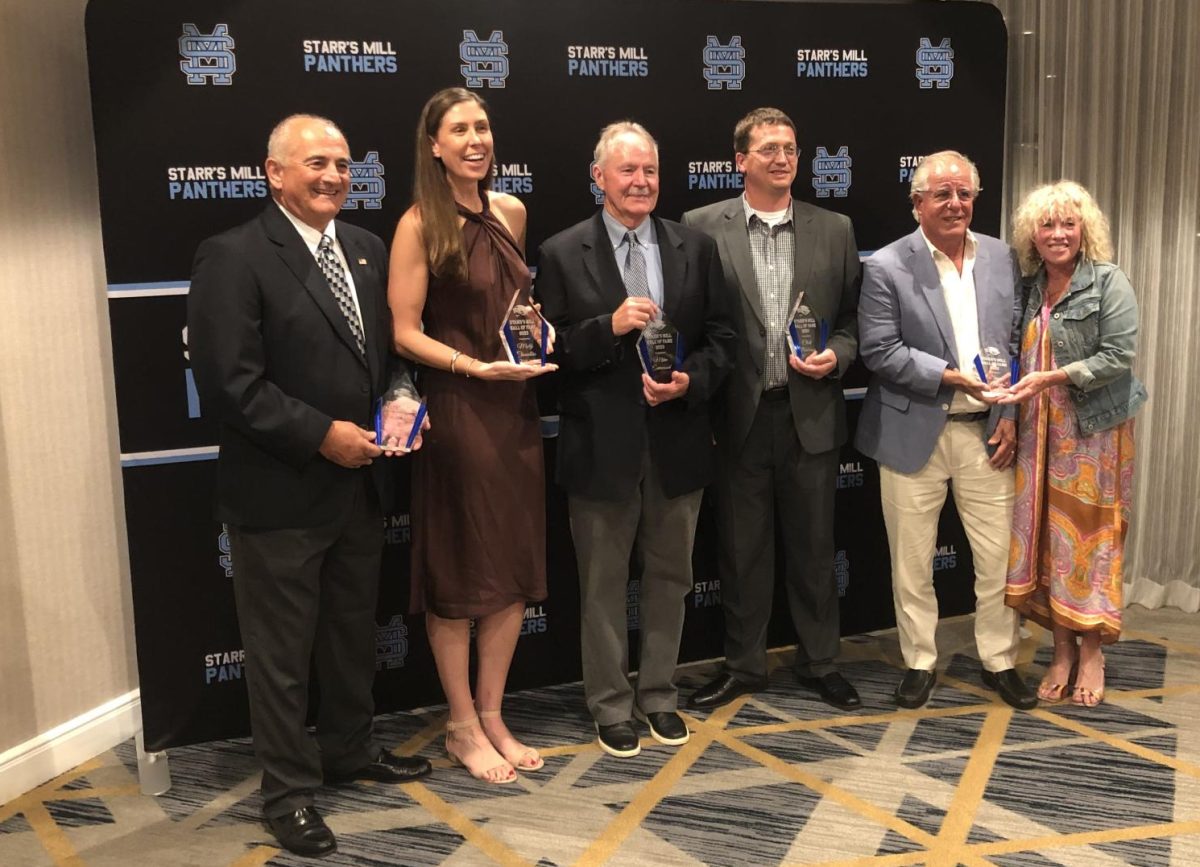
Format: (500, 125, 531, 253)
(856, 150, 1036, 710)
(682, 108, 862, 712)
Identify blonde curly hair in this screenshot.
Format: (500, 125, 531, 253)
(1011, 180, 1114, 276)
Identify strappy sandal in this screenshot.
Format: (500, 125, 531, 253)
(478, 709, 544, 772)
(445, 716, 516, 784)
(1037, 662, 1077, 703)
(1071, 656, 1105, 708)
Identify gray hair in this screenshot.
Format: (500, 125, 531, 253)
(593, 121, 658, 167)
(909, 149, 981, 221)
(266, 114, 346, 161)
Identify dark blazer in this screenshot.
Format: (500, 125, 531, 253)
(682, 197, 861, 455)
(535, 212, 737, 501)
(855, 229, 1020, 474)
(187, 203, 395, 528)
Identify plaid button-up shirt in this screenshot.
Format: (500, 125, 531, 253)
(745, 199, 795, 389)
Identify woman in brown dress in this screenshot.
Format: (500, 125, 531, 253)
(389, 88, 554, 783)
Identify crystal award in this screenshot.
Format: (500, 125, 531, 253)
(786, 294, 828, 358)
(499, 288, 554, 366)
(636, 317, 684, 384)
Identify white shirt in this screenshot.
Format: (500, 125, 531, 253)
(276, 202, 364, 333)
(920, 228, 984, 413)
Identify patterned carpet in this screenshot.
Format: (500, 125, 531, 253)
(3, 606, 1199, 866)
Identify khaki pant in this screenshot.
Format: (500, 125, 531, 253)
(879, 420, 1018, 672)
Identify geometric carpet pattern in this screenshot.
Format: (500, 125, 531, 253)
(2, 606, 1199, 866)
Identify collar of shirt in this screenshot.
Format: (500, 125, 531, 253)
(276, 200, 341, 259)
(918, 226, 977, 273)
(742, 194, 793, 228)
(273, 202, 363, 328)
(601, 208, 656, 250)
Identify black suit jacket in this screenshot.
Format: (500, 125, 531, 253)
(187, 203, 395, 528)
(682, 197, 861, 456)
(535, 212, 737, 501)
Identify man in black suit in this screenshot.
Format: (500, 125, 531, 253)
(187, 114, 430, 858)
(682, 108, 863, 712)
(536, 121, 737, 758)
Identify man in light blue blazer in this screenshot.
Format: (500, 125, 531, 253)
(856, 150, 1036, 711)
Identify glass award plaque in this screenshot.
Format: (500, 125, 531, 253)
(374, 373, 427, 453)
(499, 288, 554, 365)
(637, 317, 685, 384)
(786, 294, 828, 358)
(973, 346, 1013, 398)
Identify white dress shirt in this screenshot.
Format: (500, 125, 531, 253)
(920, 228, 984, 413)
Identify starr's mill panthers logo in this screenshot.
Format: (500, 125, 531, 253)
(589, 160, 604, 204)
(812, 146, 852, 198)
(460, 30, 508, 88)
(179, 24, 236, 85)
(342, 151, 386, 210)
(376, 615, 409, 670)
(915, 37, 954, 89)
(702, 36, 745, 90)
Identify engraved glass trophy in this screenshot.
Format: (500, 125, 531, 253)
(972, 346, 1015, 399)
(786, 293, 829, 358)
(637, 317, 685, 384)
(499, 288, 554, 366)
(374, 368, 427, 453)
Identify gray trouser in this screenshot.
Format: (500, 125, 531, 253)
(569, 446, 702, 725)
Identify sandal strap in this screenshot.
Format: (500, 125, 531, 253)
(446, 715, 480, 732)
(477, 709, 501, 720)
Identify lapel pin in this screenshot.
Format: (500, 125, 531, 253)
(357, 258, 368, 265)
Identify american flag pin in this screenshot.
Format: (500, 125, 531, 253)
(357, 258, 368, 265)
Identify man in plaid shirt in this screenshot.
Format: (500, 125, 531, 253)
(682, 108, 863, 712)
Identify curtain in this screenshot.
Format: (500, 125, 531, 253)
(986, 0, 1200, 610)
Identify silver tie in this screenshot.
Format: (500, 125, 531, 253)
(317, 235, 365, 358)
(623, 231, 650, 300)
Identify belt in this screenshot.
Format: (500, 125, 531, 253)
(948, 411, 989, 422)
(761, 386, 790, 402)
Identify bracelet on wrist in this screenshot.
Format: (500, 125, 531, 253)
(449, 349, 462, 374)
(466, 358, 477, 378)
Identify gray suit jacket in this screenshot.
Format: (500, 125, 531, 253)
(854, 229, 1020, 474)
(682, 197, 861, 455)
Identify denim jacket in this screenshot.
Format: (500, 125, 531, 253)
(1018, 258, 1148, 434)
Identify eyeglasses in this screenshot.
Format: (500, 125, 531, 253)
(919, 187, 980, 204)
(748, 144, 799, 159)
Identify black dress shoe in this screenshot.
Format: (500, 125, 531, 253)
(687, 673, 768, 710)
(982, 668, 1038, 710)
(266, 806, 336, 857)
(596, 720, 641, 758)
(796, 671, 862, 710)
(895, 668, 937, 708)
(327, 751, 433, 784)
(633, 708, 690, 745)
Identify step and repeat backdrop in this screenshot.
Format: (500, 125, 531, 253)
(86, 0, 1007, 750)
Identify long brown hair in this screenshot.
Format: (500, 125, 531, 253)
(413, 87, 494, 282)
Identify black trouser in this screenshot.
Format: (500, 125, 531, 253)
(228, 475, 383, 818)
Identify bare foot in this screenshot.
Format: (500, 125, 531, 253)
(478, 710, 544, 772)
(445, 718, 516, 783)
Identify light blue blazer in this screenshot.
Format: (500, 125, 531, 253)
(854, 229, 1020, 474)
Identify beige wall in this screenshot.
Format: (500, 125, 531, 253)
(0, 0, 138, 755)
